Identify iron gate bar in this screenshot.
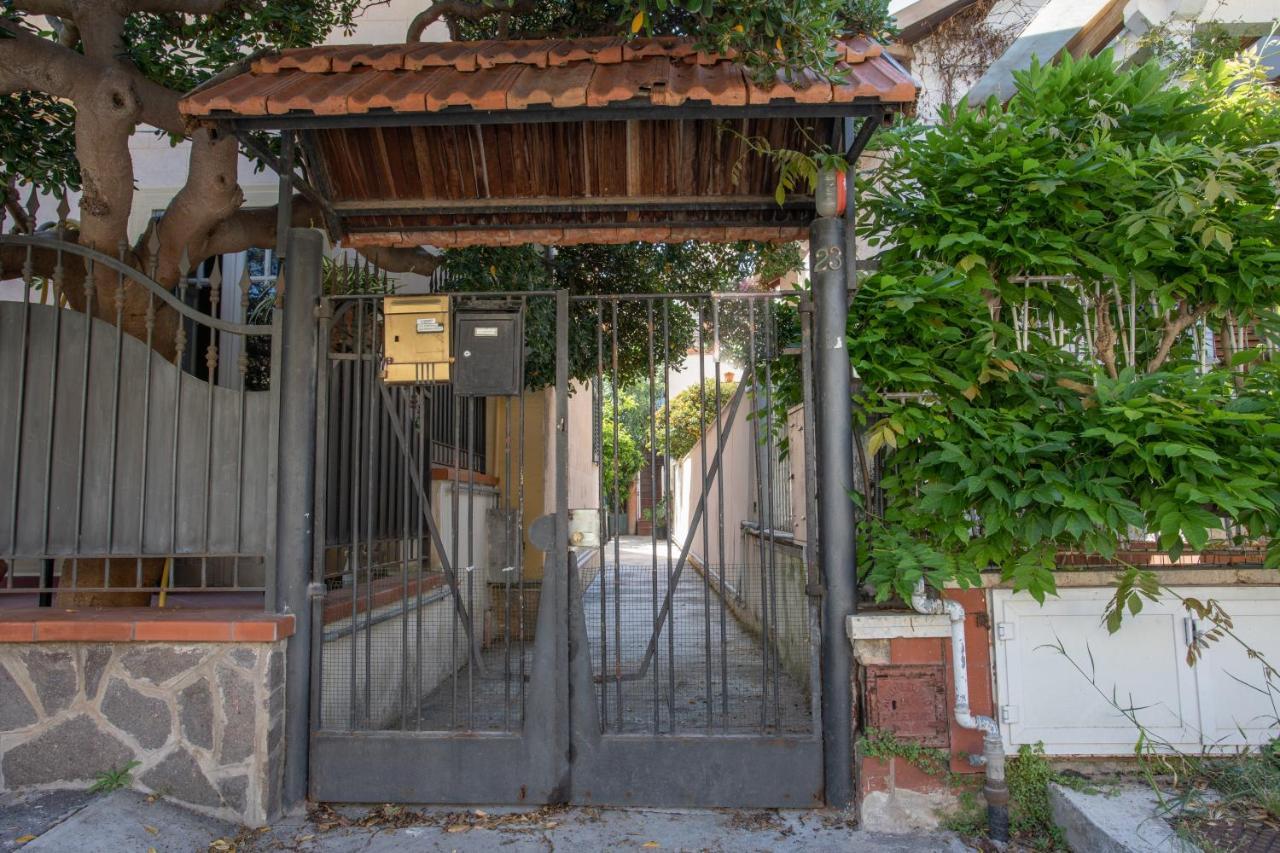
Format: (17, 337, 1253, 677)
(0, 235, 273, 336)
(811, 215, 857, 808)
(279, 229, 322, 809)
(310, 287, 824, 806)
(309, 289, 570, 804)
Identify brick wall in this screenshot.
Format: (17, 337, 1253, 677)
(850, 592, 996, 831)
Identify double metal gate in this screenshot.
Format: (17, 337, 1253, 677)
(309, 288, 825, 806)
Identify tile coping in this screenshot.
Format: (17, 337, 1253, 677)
(0, 608, 295, 643)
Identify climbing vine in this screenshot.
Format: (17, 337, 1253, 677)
(805, 49, 1280, 605)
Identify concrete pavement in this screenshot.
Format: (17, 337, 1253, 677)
(3, 790, 974, 852)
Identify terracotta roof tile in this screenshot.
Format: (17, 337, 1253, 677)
(185, 69, 301, 115)
(475, 38, 552, 69)
(255, 46, 338, 74)
(623, 36, 698, 61)
(266, 68, 375, 115)
(506, 62, 596, 109)
(832, 61, 917, 103)
(420, 63, 525, 111)
(346, 69, 444, 114)
(402, 41, 480, 72)
(179, 36, 914, 250)
(548, 37, 625, 66)
(840, 37, 883, 63)
(746, 68, 835, 105)
(184, 36, 916, 120)
(664, 61, 748, 106)
(586, 56, 671, 107)
(332, 44, 410, 72)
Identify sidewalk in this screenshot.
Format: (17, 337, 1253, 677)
(4, 789, 973, 852)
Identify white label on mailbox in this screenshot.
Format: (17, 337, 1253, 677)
(415, 318, 443, 333)
(474, 326, 499, 337)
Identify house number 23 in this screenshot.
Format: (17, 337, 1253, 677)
(814, 246, 843, 271)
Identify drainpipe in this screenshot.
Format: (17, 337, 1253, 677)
(910, 580, 1009, 843)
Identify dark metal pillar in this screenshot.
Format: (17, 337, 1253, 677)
(276, 228, 323, 811)
(811, 215, 857, 808)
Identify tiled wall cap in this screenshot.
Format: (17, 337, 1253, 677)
(0, 609, 296, 643)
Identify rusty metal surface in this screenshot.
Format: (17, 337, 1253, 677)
(864, 664, 950, 748)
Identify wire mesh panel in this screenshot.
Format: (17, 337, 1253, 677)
(314, 293, 542, 736)
(309, 287, 823, 807)
(580, 293, 819, 738)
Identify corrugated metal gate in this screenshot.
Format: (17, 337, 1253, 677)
(309, 289, 824, 807)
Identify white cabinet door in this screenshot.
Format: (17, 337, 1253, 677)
(994, 589, 1202, 754)
(1187, 588, 1280, 750)
(993, 586, 1280, 755)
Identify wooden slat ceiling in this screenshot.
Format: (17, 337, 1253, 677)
(180, 36, 919, 247)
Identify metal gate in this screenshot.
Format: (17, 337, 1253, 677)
(309, 287, 824, 807)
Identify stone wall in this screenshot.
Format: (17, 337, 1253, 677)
(0, 641, 285, 826)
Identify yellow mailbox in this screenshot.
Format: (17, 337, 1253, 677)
(382, 295, 452, 384)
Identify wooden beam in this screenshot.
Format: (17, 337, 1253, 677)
(331, 194, 814, 216)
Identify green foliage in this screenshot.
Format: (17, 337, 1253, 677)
(844, 49, 1280, 604)
(3, 0, 365, 191)
(460, 0, 896, 83)
(88, 760, 140, 794)
(857, 727, 951, 777)
(1138, 20, 1242, 76)
(658, 379, 739, 461)
(1007, 744, 1067, 849)
(121, 0, 364, 95)
(442, 241, 796, 388)
(0, 92, 78, 191)
(602, 416, 644, 512)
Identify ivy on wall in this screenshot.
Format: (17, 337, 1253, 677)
(835, 49, 1280, 603)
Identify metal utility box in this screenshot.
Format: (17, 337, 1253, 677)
(864, 663, 950, 747)
(383, 295, 451, 384)
(453, 309, 523, 396)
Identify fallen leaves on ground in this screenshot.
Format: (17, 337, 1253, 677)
(306, 802, 572, 836)
(725, 810, 793, 837)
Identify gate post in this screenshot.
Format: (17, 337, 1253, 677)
(275, 228, 323, 811)
(810, 214, 857, 808)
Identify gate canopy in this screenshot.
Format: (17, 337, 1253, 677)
(180, 36, 917, 248)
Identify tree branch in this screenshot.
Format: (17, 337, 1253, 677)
(0, 19, 183, 134)
(0, 20, 101, 101)
(1146, 301, 1211, 374)
(1094, 293, 1118, 379)
(406, 0, 537, 42)
(126, 0, 233, 13)
(148, 125, 244, 284)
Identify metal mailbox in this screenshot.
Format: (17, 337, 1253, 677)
(453, 309, 523, 397)
(382, 295, 451, 384)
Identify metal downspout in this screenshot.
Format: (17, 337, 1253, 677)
(910, 580, 1009, 842)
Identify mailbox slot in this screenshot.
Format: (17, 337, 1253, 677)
(454, 309, 523, 397)
(383, 295, 451, 384)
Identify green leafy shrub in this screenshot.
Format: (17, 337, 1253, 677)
(657, 380, 739, 461)
(837, 49, 1280, 605)
(601, 417, 644, 512)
